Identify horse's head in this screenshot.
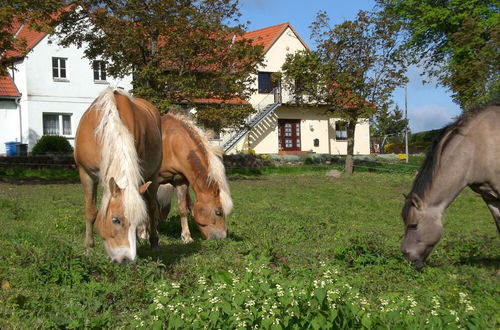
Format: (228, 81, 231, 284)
(192, 187, 230, 240)
(401, 193, 443, 270)
(96, 178, 151, 264)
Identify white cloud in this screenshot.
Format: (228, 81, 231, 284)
(408, 105, 458, 132)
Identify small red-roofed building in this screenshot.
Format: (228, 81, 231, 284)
(0, 23, 132, 155)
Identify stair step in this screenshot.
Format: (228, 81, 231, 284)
(223, 103, 280, 153)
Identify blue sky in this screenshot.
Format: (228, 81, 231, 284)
(239, 0, 462, 133)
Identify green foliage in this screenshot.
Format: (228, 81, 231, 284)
(371, 104, 409, 137)
(377, 0, 500, 110)
(31, 135, 73, 155)
(0, 0, 62, 75)
(410, 128, 444, 143)
(281, 10, 408, 173)
(54, 0, 264, 130)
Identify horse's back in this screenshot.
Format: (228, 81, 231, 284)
(463, 105, 500, 190)
(75, 90, 162, 179)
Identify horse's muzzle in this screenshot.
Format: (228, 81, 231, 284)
(207, 229, 227, 240)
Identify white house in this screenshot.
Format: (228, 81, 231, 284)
(1, 21, 370, 156)
(0, 22, 132, 155)
(220, 22, 371, 155)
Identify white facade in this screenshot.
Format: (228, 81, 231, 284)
(0, 34, 132, 154)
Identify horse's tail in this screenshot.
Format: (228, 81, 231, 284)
(94, 88, 148, 226)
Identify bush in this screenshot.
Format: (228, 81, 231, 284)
(31, 136, 73, 155)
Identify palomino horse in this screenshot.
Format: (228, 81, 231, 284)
(157, 112, 232, 242)
(402, 104, 500, 269)
(74, 88, 162, 263)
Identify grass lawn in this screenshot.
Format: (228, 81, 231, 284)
(0, 168, 498, 329)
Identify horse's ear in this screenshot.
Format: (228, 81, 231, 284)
(109, 177, 122, 198)
(139, 181, 152, 195)
(402, 193, 408, 200)
(411, 194, 423, 209)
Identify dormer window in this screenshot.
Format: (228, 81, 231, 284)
(52, 57, 68, 81)
(93, 60, 107, 83)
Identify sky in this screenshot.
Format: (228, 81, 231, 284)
(238, 0, 462, 133)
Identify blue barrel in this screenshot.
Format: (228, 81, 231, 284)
(5, 141, 20, 156)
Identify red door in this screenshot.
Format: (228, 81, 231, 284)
(278, 119, 301, 151)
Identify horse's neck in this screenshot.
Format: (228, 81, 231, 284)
(424, 139, 472, 210)
(182, 156, 217, 198)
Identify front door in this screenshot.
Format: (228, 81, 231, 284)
(278, 119, 301, 151)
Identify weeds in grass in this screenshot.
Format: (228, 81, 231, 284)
(0, 170, 498, 328)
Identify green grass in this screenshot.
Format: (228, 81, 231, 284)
(0, 169, 498, 329)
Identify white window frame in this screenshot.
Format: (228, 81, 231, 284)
(52, 57, 69, 81)
(42, 113, 73, 137)
(335, 121, 348, 141)
(93, 60, 108, 84)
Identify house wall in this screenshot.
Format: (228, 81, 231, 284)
(0, 100, 21, 154)
(247, 106, 371, 155)
(6, 35, 133, 152)
(248, 27, 307, 109)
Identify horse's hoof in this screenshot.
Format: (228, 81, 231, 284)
(181, 236, 194, 244)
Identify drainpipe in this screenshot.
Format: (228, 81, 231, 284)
(16, 96, 22, 143)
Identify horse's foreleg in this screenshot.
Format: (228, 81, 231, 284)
(177, 184, 194, 243)
(79, 168, 97, 251)
(482, 197, 500, 235)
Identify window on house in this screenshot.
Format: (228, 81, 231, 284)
(335, 122, 348, 140)
(52, 57, 67, 80)
(258, 72, 274, 93)
(93, 60, 107, 82)
(43, 114, 72, 136)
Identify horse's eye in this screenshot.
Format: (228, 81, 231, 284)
(407, 223, 418, 230)
(215, 210, 223, 217)
(112, 217, 121, 225)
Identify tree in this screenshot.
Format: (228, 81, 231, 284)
(371, 104, 408, 137)
(281, 11, 408, 174)
(0, 0, 63, 76)
(54, 0, 264, 130)
(377, 0, 500, 110)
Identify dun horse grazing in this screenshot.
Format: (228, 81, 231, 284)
(74, 88, 162, 263)
(157, 113, 232, 242)
(402, 104, 500, 269)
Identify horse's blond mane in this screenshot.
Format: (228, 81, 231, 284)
(167, 112, 233, 215)
(94, 88, 148, 226)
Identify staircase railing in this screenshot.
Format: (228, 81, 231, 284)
(223, 88, 281, 153)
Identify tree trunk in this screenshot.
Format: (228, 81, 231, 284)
(344, 121, 356, 174)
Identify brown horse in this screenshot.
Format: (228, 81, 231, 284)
(74, 88, 162, 263)
(157, 112, 232, 242)
(402, 104, 500, 269)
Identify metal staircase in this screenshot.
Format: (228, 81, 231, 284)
(223, 102, 281, 153)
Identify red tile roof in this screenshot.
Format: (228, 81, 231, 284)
(243, 22, 309, 54)
(193, 97, 249, 105)
(0, 74, 21, 98)
(4, 23, 47, 58)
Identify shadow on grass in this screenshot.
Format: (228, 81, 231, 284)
(457, 256, 500, 269)
(137, 214, 244, 266)
(137, 240, 202, 266)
